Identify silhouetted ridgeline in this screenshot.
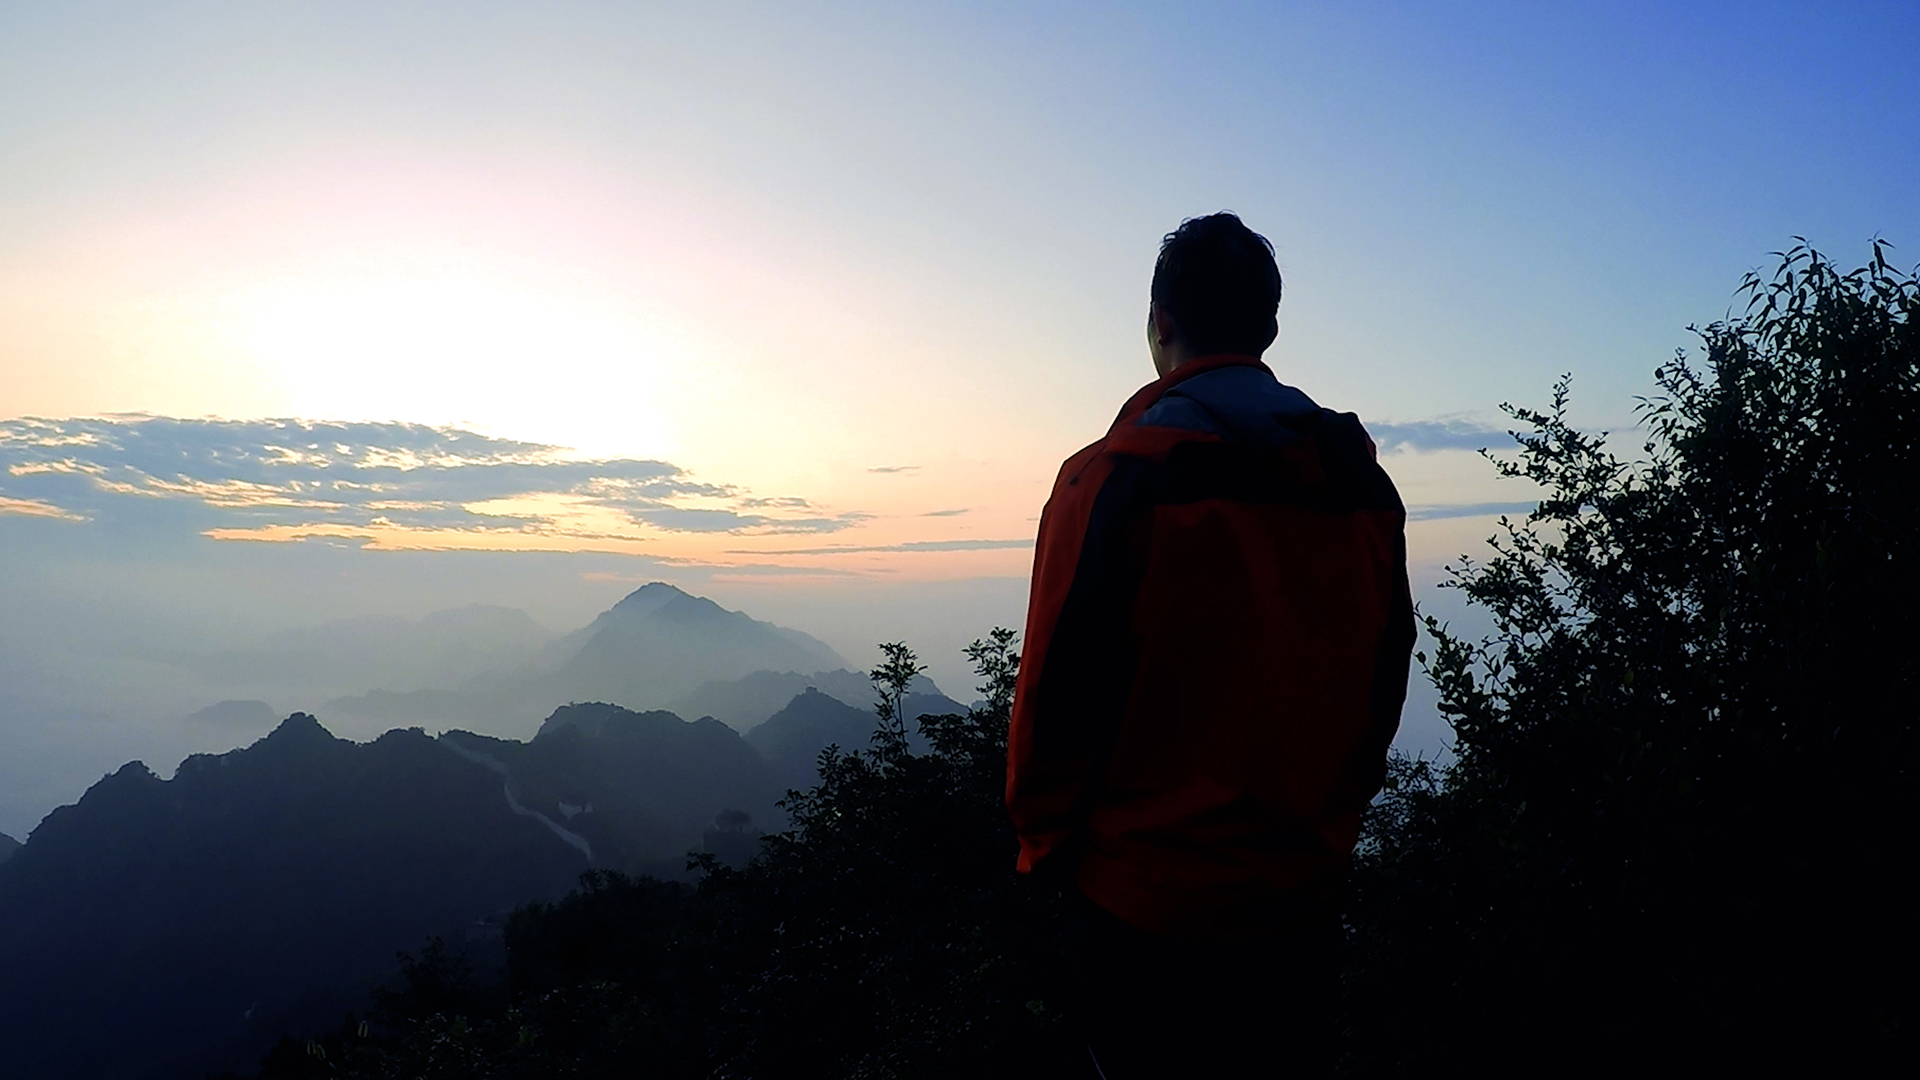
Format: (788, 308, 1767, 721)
(443, 705, 780, 876)
(0, 680, 966, 1079)
(666, 668, 874, 732)
(0, 716, 586, 1079)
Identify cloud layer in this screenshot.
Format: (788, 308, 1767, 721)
(0, 414, 1545, 559)
(1367, 418, 1510, 455)
(0, 416, 865, 548)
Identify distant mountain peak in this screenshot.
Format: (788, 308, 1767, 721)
(532, 701, 697, 741)
(107, 760, 160, 784)
(654, 592, 733, 622)
(260, 711, 337, 746)
(605, 585, 739, 629)
(610, 582, 692, 617)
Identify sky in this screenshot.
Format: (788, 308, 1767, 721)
(2, 1, 1916, 837)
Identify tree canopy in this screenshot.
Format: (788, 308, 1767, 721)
(1351, 240, 1916, 1071)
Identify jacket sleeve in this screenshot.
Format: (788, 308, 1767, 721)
(1338, 415, 1415, 809)
(1353, 530, 1415, 805)
(1006, 444, 1144, 876)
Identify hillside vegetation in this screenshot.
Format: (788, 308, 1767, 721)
(1347, 241, 1916, 1071)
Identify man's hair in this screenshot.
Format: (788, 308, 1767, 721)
(1150, 212, 1282, 356)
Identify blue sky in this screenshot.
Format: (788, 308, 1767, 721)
(0, 1, 1914, 836)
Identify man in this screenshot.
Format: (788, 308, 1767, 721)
(1006, 213, 1413, 1076)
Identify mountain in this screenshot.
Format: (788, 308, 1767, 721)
(666, 667, 969, 736)
(535, 583, 847, 709)
(0, 832, 16, 866)
(746, 687, 882, 793)
(665, 668, 873, 733)
(448, 702, 783, 874)
(743, 684, 969, 793)
(0, 646, 978, 1078)
(0, 691, 834, 1079)
(325, 584, 852, 735)
(0, 714, 588, 1080)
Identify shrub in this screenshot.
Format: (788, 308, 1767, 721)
(1348, 241, 1917, 1072)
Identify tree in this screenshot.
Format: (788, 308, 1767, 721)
(1349, 242, 1917, 1071)
(696, 629, 1076, 1079)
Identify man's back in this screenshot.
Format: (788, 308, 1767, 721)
(1007, 353, 1412, 936)
(1006, 213, 1412, 1076)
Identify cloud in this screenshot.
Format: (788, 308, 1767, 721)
(1407, 501, 1537, 521)
(867, 465, 920, 474)
(733, 538, 1035, 556)
(920, 508, 969, 517)
(0, 494, 87, 521)
(1367, 418, 1510, 455)
(0, 416, 864, 548)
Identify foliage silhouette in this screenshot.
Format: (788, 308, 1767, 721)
(1347, 241, 1916, 1072)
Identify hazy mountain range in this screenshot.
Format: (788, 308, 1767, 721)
(316, 582, 857, 733)
(0, 582, 970, 1079)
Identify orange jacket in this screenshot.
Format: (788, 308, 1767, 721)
(1007, 354, 1414, 937)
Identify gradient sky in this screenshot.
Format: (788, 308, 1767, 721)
(2, 1, 1916, 835)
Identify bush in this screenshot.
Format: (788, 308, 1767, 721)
(694, 632, 1074, 1079)
(1347, 241, 1917, 1072)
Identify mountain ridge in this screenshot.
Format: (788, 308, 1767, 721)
(0, 666, 983, 1079)
(324, 583, 851, 735)
(0, 712, 589, 1080)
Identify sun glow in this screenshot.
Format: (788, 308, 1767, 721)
(233, 277, 686, 460)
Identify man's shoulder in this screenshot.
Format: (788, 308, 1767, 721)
(1138, 366, 1319, 442)
(1060, 361, 1389, 502)
(1126, 368, 1398, 512)
(1134, 365, 1379, 458)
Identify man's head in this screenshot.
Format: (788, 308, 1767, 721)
(1148, 212, 1281, 375)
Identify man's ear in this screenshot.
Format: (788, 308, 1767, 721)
(1150, 302, 1180, 347)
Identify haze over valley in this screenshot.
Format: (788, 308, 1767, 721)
(0, 580, 972, 1077)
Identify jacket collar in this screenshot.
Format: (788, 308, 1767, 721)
(1111, 353, 1271, 430)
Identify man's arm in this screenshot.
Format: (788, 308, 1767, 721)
(1356, 530, 1416, 803)
(1006, 445, 1145, 878)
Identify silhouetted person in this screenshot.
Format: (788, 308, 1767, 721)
(1007, 213, 1413, 1077)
